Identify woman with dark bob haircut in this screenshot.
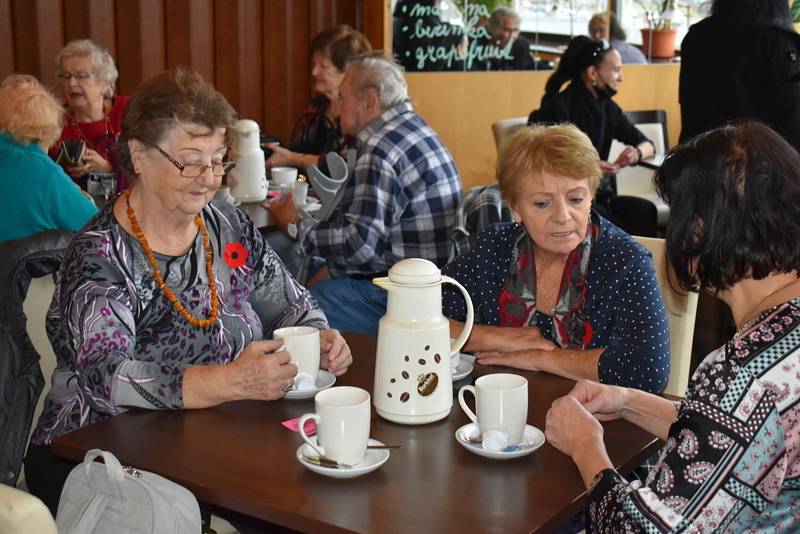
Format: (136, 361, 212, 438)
(25, 68, 352, 515)
(544, 121, 800, 531)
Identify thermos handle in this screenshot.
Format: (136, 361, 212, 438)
(442, 276, 474, 356)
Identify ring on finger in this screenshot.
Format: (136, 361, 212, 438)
(282, 378, 294, 392)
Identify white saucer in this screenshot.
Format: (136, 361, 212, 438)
(297, 438, 390, 478)
(455, 423, 545, 460)
(452, 354, 474, 381)
(284, 370, 336, 400)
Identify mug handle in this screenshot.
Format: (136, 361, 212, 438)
(298, 413, 324, 457)
(457, 385, 479, 425)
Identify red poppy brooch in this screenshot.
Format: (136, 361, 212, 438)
(223, 242, 249, 269)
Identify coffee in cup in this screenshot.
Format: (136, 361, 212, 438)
(274, 326, 320, 383)
(298, 386, 371, 465)
(458, 373, 528, 444)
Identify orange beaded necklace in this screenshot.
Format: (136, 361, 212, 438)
(124, 189, 219, 329)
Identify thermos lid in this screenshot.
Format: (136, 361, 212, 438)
(387, 258, 441, 285)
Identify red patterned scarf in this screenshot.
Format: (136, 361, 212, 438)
(498, 223, 598, 349)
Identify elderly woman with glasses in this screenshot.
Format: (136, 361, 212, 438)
(49, 39, 129, 191)
(25, 68, 352, 515)
(528, 35, 654, 207)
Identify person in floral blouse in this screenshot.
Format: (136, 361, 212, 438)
(545, 121, 800, 532)
(25, 68, 352, 515)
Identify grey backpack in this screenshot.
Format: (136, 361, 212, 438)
(56, 449, 201, 534)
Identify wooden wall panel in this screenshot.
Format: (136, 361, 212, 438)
(11, 0, 64, 87)
(0, 0, 14, 80)
(166, 0, 214, 81)
(0, 0, 384, 144)
(63, 0, 116, 58)
(214, 0, 263, 125)
(115, 0, 166, 95)
(263, 0, 311, 142)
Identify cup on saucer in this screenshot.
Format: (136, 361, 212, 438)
(458, 373, 528, 445)
(274, 326, 320, 385)
(298, 386, 371, 465)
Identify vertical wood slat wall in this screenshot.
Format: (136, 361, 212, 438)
(0, 0, 385, 145)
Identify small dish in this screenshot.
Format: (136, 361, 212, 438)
(284, 370, 336, 400)
(452, 356, 474, 382)
(455, 423, 545, 460)
(297, 438, 390, 478)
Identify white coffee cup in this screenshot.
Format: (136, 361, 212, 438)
(458, 373, 528, 444)
(271, 166, 298, 188)
(274, 326, 320, 383)
(298, 386, 371, 465)
(293, 180, 309, 207)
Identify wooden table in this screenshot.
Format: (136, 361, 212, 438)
(53, 334, 660, 533)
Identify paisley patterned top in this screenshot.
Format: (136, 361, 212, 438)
(587, 298, 800, 532)
(31, 199, 327, 445)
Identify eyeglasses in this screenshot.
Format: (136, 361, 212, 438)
(57, 71, 96, 81)
(155, 146, 235, 178)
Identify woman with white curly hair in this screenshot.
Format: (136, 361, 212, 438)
(50, 39, 129, 191)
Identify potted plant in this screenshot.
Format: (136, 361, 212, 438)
(635, 0, 678, 58)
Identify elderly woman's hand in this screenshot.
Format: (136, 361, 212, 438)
(266, 143, 301, 168)
(474, 349, 543, 371)
(226, 339, 298, 400)
(545, 394, 604, 458)
(82, 148, 113, 174)
(568, 379, 629, 422)
(319, 329, 352, 376)
(485, 325, 555, 353)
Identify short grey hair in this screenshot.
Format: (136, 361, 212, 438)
(488, 7, 521, 31)
(56, 39, 119, 96)
(346, 53, 408, 109)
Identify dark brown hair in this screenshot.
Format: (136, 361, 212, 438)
(655, 121, 800, 291)
(310, 25, 372, 71)
(116, 67, 237, 181)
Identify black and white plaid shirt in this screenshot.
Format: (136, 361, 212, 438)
(299, 102, 462, 277)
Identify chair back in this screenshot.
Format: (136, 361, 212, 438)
(634, 236, 698, 397)
(22, 274, 57, 448)
(491, 117, 528, 152)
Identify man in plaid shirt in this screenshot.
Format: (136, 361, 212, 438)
(270, 54, 461, 335)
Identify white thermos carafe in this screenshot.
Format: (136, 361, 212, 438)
(228, 119, 267, 202)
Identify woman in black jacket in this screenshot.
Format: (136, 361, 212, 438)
(528, 36, 654, 206)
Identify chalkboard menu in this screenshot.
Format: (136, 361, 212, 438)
(392, 0, 552, 72)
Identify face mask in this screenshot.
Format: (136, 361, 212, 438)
(594, 73, 617, 99)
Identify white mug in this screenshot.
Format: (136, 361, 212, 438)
(298, 386, 371, 465)
(293, 180, 309, 207)
(271, 166, 298, 188)
(458, 373, 528, 444)
(274, 326, 320, 383)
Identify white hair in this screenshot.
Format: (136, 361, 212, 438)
(346, 54, 408, 109)
(56, 39, 119, 96)
(488, 7, 521, 31)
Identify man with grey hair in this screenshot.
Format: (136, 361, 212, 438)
(472, 6, 536, 70)
(270, 53, 462, 335)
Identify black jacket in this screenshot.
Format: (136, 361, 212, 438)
(679, 17, 800, 150)
(528, 81, 648, 161)
(0, 230, 72, 486)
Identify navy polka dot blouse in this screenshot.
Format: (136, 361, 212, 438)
(442, 213, 670, 393)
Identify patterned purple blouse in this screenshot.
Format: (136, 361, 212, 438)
(587, 298, 800, 531)
(31, 199, 327, 445)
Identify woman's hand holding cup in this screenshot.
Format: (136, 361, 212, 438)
(226, 339, 297, 400)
